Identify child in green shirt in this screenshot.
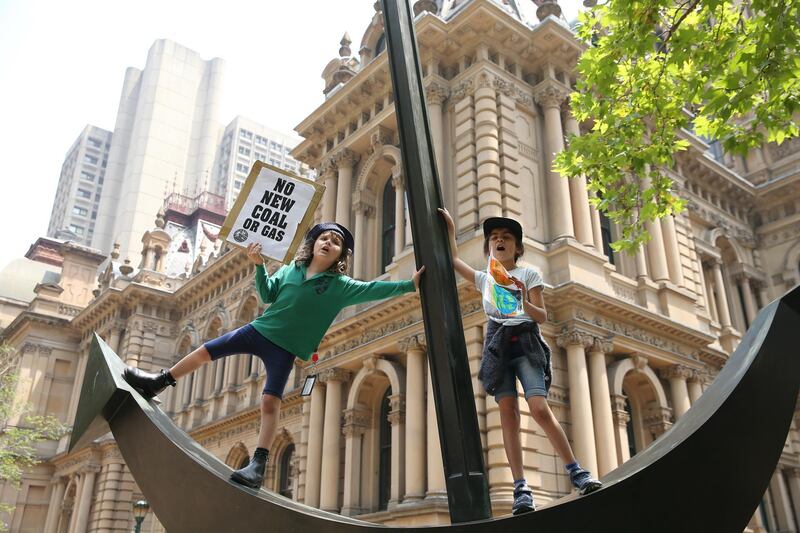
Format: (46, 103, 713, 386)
(124, 222, 424, 489)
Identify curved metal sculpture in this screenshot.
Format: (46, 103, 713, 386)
(69, 285, 799, 532)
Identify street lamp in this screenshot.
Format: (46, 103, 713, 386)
(132, 499, 149, 533)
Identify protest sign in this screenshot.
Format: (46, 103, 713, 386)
(219, 162, 324, 263)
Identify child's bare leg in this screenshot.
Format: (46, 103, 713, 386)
(527, 396, 577, 465)
(257, 393, 282, 449)
(498, 396, 525, 481)
(169, 346, 211, 379)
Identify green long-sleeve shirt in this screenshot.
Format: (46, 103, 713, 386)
(250, 263, 415, 360)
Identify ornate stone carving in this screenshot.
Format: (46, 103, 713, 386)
(632, 354, 649, 371)
(318, 367, 352, 383)
(533, 80, 571, 109)
(332, 148, 359, 169)
(450, 79, 475, 103)
(388, 393, 406, 426)
(326, 314, 420, 357)
(342, 407, 370, 437)
(370, 126, 393, 149)
(492, 77, 516, 98)
(589, 336, 614, 354)
(425, 81, 450, 105)
(556, 328, 592, 349)
(644, 406, 673, 436)
(660, 364, 693, 381)
(399, 334, 426, 353)
(391, 173, 404, 190)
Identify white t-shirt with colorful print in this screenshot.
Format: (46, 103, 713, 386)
(474, 266, 543, 326)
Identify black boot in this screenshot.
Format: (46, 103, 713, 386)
(123, 367, 176, 399)
(230, 449, 268, 489)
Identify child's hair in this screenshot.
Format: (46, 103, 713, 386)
(294, 234, 352, 274)
(483, 231, 525, 262)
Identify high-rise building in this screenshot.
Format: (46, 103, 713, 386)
(46, 125, 112, 246)
(214, 116, 306, 210)
(92, 39, 226, 261)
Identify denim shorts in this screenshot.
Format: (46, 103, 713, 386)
(204, 324, 295, 399)
(493, 339, 548, 400)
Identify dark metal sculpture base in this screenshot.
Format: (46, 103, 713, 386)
(69, 286, 800, 532)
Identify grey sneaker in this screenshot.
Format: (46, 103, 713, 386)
(569, 467, 602, 495)
(512, 484, 535, 515)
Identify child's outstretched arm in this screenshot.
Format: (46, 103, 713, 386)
(438, 207, 476, 282)
(249, 242, 282, 304)
(342, 266, 425, 305)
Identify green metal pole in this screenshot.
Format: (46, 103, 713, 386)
(380, 0, 491, 523)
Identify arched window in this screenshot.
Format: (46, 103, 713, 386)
(625, 398, 637, 457)
(278, 443, 295, 498)
(381, 179, 396, 272)
(378, 388, 392, 511)
(599, 209, 615, 266)
(375, 33, 386, 56)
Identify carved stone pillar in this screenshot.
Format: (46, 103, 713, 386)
(73, 466, 99, 533)
(645, 218, 670, 282)
(319, 368, 350, 512)
(687, 370, 704, 405)
(426, 360, 446, 499)
(320, 158, 337, 223)
(341, 408, 369, 516)
(660, 215, 685, 286)
(610, 394, 632, 464)
(43, 477, 66, 533)
(660, 365, 692, 419)
(425, 81, 448, 184)
(562, 100, 594, 246)
(534, 79, 574, 240)
(334, 149, 358, 229)
(711, 259, 733, 328)
(474, 74, 503, 220)
(770, 469, 798, 532)
(353, 198, 373, 279)
(784, 467, 800, 525)
(556, 329, 598, 475)
(388, 393, 406, 508)
(644, 406, 673, 438)
(401, 336, 426, 501)
(588, 337, 617, 476)
(304, 382, 325, 507)
(738, 275, 758, 326)
(392, 171, 406, 257)
(635, 243, 649, 279)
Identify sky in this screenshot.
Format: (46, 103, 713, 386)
(0, 0, 581, 272)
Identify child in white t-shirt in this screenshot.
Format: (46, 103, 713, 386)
(439, 208, 602, 515)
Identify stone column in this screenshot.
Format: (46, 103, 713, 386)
(474, 74, 503, 219)
(107, 327, 121, 354)
(320, 369, 350, 512)
(353, 200, 373, 279)
(784, 467, 800, 524)
(645, 219, 670, 282)
(711, 259, 733, 328)
(770, 469, 797, 532)
(392, 171, 406, 257)
(67, 474, 84, 533)
(660, 365, 692, 419)
(635, 243, 649, 279)
(304, 382, 326, 507)
(611, 394, 632, 464)
(534, 79, 574, 240)
(426, 361, 446, 499)
(739, 276, 758, 326)
(687, 371, 704, 405)
(757, 283, 770, 309)
(660, 215, 685, 286)
(588, 337, 617, 476)
(426, 81, 449, 186)
(320, 158, 337, 223)
(401, 337, 426, 501)
(557, 330, 598, 475)
(297, 395, 311, 503)
(43, 477, 66, 533)
(334, 149, 358, 229)
(73, 467, 98, 533)
(388, 394, 406, 508)
(214, 359, 225, 393)
(341, 408, 369, 516)
(562, 100, 594, 246)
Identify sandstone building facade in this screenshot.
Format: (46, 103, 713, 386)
(2, 1, 800, 532)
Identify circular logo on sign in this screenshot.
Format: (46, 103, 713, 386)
(233, 229, 248, 243)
